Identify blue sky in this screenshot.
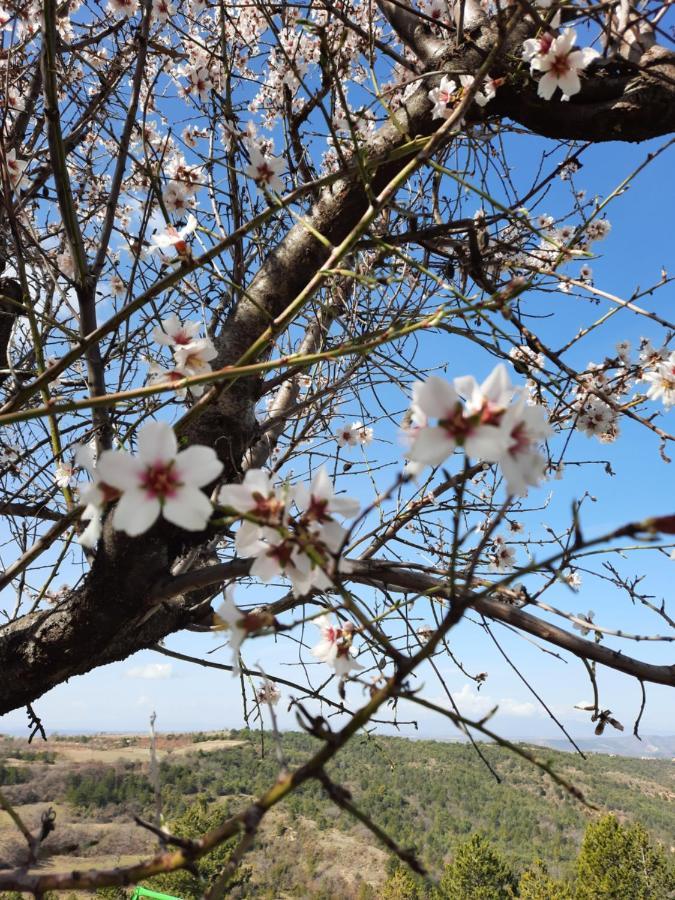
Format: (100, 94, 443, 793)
(1, 60, 674, 745)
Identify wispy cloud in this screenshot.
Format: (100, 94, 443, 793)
(452, 683, 539, 719)
(125, 663, 173, 680)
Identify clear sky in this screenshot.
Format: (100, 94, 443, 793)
(1, 110, 674, 748)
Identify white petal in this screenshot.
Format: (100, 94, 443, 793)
(310, 467, 332, 501)
(219, 483, 256, 511)
(138, 420, 177, 466)
(113, 490, 161, 536)
(465, 425, 509, 462)
(412, 376, 458, 419)
(329, 494, 360, 519)
(251, 552, 281, 583)
(481, 364, 512, 404)
(97, 451, 143, 491)
(407, 427, 455, 466)
(557, 70, 581, 98)
(163, 486, 213, 531)
(537, 72, 558, 100)
(175, 446, 223, 487)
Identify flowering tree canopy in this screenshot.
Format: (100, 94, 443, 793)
(0, 0, 674, 889)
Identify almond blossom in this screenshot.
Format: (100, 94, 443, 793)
(2, 148, 29, 191)
(292, 467, 360, 522)
(642, 351, 675, 408)
(172, 337, 217, 378)
(256, 680, 281, 706)
(496, 396, 552, 496)
(219, 468, 358, 597)
(108, 0, 138, 16)
(148, 215, 197, 258)
(96, 420, 223, 536)
(489, 536, 516, 572)
(245, 144, 285, 194)
(213, 587, 277, 675)
(311, 614, 364, 678)
(146, 361, 193, 400)
(406, 372, 510, 466)
(428, 75, 458, 120)
(74, 444, 120, 548)
(151, 315, 202, 347)
(527, 28, 599, 101)
(335, 420, 374, 448)
(459, 73, 500, 107)
(218, 468, 286, 555)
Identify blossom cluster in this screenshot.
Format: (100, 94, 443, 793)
(642, 345, 675, 409)
(218, 467, 360, 597)
(428, 72, 499, 122)
(335, 421, 374, 448)
(523, 27, 599, 101)
(147, 313, 217, 399)
(76, 420, 223, 546)
(404, 364, 552, 496)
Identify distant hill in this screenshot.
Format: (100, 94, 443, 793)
(527, 734, 675, 759)
(0, 730, 673, 897)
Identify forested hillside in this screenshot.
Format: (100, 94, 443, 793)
(0, 731, 672, 897)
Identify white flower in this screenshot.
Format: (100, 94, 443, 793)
(172, 337, 217, 378)
(489, 538, 516, 572)
(573, 610, 595, 636)
(615, 340, 631, 364)
(428, 75, 458, 120)
(146, 361, 195, 400)
(148, 215, 197, 257)
(496, 395, 552, 496)
(213, 589, 276, 675)
(96, 420, 223, 536)
(109, 275, 125, 297)
(642, 352, 675, 408)
(311, 614, 363, 678)
(151, 314, 202, 348)
(459, 73, 499, 107)
(218, 469, 286, 555)
(245, 145, 285, 194)
(256, 680, 281, 706)
(2, 148, 29, 191)
(187, 67, 213, 101)
(563, 570, 582, 589)
(74, 444, 120, 549)
(162, 182, 192, 214)
(522, 32, 554, 63)
(530, 29, 599, 101)
(454, 363, 514, 417)
(152, 0, 174, 22)
(248, 528, 321, 596)
(406, 368, 510, 467)
(292, 467, 360, 521)
(54, 462, 76, 489)
(335, 421, 372, 448)
(108, 0, 138, 16)
(213, 588, 247, 674)
(577, 397, 616, 437)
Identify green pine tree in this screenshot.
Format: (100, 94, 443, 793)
(436, 833, 517, 899)
(575, 814, 675, 900)
(140, 798, 250, 899)
(380, 864, 427, 899)
(519, 859, 573, 899)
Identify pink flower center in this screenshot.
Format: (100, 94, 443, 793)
(508, 422, 531, 458)
(308, 496, 329, 522)
(141, 462, 182, 500)
(255, 162, 275, 184)
(252, 491, 284, 522)
(550, 52, 572, 77)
